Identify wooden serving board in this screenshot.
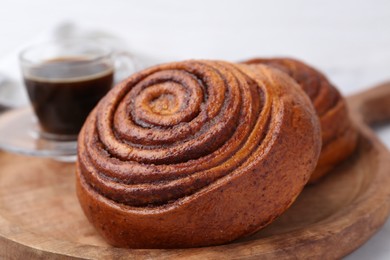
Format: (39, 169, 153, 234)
(1, 83, 390, 259)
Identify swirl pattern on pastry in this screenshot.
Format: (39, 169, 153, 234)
(242, 58, 358, 182)
(76, 60, 321, 248)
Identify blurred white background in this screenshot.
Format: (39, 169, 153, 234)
(1, 0, 390, 93)
(0, 0, 389, 259)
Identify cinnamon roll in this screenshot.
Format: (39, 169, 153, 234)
(76, 60, 321, 248)
(242, 58, 358, 183)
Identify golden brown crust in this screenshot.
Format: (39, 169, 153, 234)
(76, 60, 321, 248)
(242, 58, 358, 182)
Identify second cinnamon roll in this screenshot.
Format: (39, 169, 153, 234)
(242, 58, 358, 182)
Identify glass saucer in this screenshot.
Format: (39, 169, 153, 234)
(0, 106, 77, 162)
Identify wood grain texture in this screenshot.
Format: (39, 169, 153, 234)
(0, 82, 390, 259)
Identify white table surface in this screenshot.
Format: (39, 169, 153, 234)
(0, 0, 389, 259)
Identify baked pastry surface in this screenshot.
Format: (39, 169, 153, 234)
(76, 60, 321, 248)
(242, 58, 358, 182)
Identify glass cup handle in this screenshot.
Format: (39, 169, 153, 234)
(112, 51, 140, 84)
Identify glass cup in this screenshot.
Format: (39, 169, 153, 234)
(19, 39, 115, 141)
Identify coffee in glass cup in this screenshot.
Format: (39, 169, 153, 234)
(20, 40, 114, 140)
